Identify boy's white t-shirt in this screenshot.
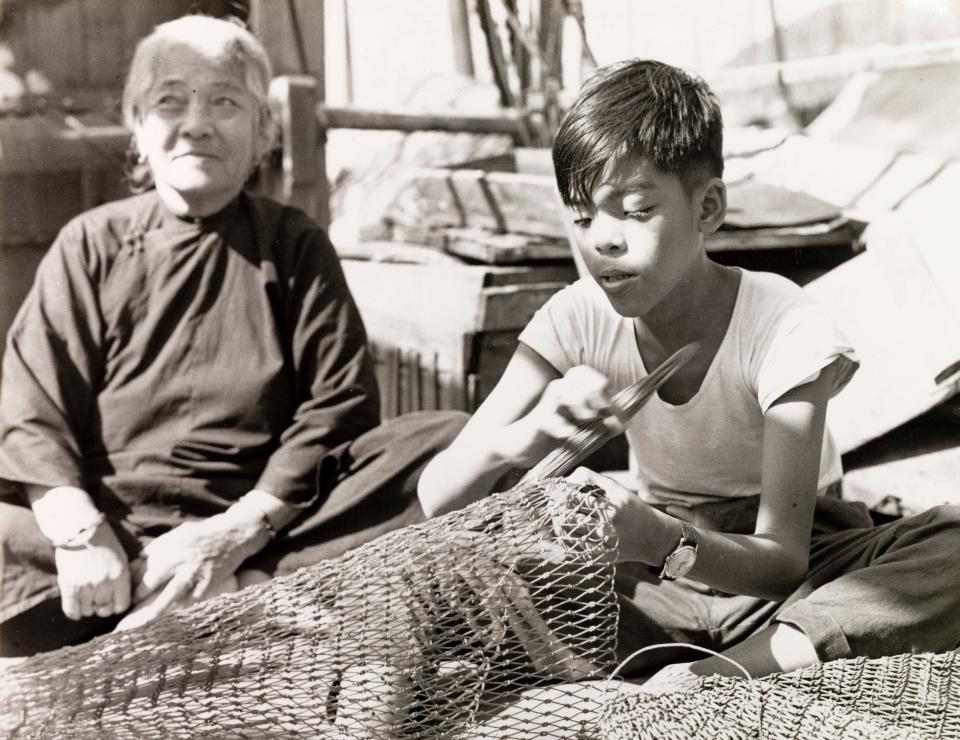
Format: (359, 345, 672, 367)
(518, 268, 859, 507)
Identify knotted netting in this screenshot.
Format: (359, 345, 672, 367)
(599, 650, 960, 740)
(0, 479, 619, 739)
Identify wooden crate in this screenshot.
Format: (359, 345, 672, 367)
(341, 258, 577, 418)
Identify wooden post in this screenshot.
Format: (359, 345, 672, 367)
(269, 75, 326, 226)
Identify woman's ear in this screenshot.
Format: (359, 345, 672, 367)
(254, 105, 278, 163)
(698, 178, 727, 235)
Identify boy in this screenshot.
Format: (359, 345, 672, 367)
(418, 59, 960, 689)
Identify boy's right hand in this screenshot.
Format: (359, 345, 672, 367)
(496, 365, 622, 467)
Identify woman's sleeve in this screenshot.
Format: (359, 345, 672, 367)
(254, 226, 381, 505)
(754, 300, 860, 413)
(0, 222, 103, 492)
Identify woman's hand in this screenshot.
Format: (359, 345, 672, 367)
(54, 523, 132, 620)
(116, 510, 269, 631)
(497, 366, 622, 467)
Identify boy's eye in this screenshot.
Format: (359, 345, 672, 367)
(572, 216, 593, 228)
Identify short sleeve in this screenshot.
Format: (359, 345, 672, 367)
(517, 284, 586, 374)
(756, 302, 859, 413)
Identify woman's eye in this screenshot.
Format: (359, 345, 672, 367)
(213, 96, 240, 109)
(152, 94, 186, 113)
(625, 207, 653, 220)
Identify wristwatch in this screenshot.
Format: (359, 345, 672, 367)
(658, 520, 699, 581)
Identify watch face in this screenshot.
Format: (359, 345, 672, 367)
(663, 546, 697, 580)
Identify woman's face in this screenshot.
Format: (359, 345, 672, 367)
(133, 45, 267, 216)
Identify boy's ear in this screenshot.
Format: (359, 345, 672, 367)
(698, 178, 726, 235)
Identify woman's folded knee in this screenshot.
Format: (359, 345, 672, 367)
(920, 504, 960, 531)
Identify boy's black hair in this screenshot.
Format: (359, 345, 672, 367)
(553, 59, 723, 207)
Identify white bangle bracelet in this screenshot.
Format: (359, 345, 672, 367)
(49, 511, 107, 549)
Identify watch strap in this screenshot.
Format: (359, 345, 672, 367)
(658, 520, 699, 581)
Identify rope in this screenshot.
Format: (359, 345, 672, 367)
(600, 641, 752, 700)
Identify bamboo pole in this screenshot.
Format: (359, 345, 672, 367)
(448, 0, 475, 78)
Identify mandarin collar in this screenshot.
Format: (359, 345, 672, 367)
(158, 193, 245, 231)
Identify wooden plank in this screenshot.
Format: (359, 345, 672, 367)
(445, 228, 571, 264)
(0, 115, 128, 174)
(706, 218, 857, 252)
(341, 260, 489, 346)
(732, 135, 897, 209)
(484, 172, 566, 238)
(482, 263, 578, 287)
(894, 162, 960, 328)
(385, 168, 468, 232)
(24, 0, 85, 89)
(708, 38, 960, 93)
(850, 151, 944, 218)
(447, 169, 502, 232)
(723, 179, 842, 229)
(420, 350, 439, 412)
(81, 0, 125, 88)
(385, 168, 566, 240)
(806, 212, 960, 453)
(251, 0, 325, 81)
(334, 240, 465, 265)
(342, 260, 571, 415)
(477, 282, 567, 332)
(469, 330, 522, 407)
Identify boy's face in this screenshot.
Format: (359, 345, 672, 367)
(567, 150, 721, 318)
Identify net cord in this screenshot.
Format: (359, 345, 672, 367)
(601, 642, 752, 700)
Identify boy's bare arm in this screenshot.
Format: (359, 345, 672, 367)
(418, 344, 559, 516)
(417, 344, 619, 517)
(575, 364, 837, 601)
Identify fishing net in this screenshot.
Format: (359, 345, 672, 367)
(0, 479, 619, 739)
(600, 650, 960, 740)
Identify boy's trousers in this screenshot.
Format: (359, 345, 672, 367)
(614, 495, 960, 674)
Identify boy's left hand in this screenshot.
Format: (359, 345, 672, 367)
(565, 467, 654, 563)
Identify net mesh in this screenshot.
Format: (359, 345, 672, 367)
(600, 651, 960, 740)
(0, 479, 618, 739)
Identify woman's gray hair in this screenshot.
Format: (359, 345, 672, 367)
(122, 14, 278, 192)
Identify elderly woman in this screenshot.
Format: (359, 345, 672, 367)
(0, 15, 463, 657)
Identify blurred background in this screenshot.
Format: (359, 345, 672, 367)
(1, 0, 959, 515)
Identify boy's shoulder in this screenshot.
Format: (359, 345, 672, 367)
(735, 268, 837, 346)
(738, 268, 813, 314)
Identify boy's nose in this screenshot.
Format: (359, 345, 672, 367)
(591, 215, 627, 255)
